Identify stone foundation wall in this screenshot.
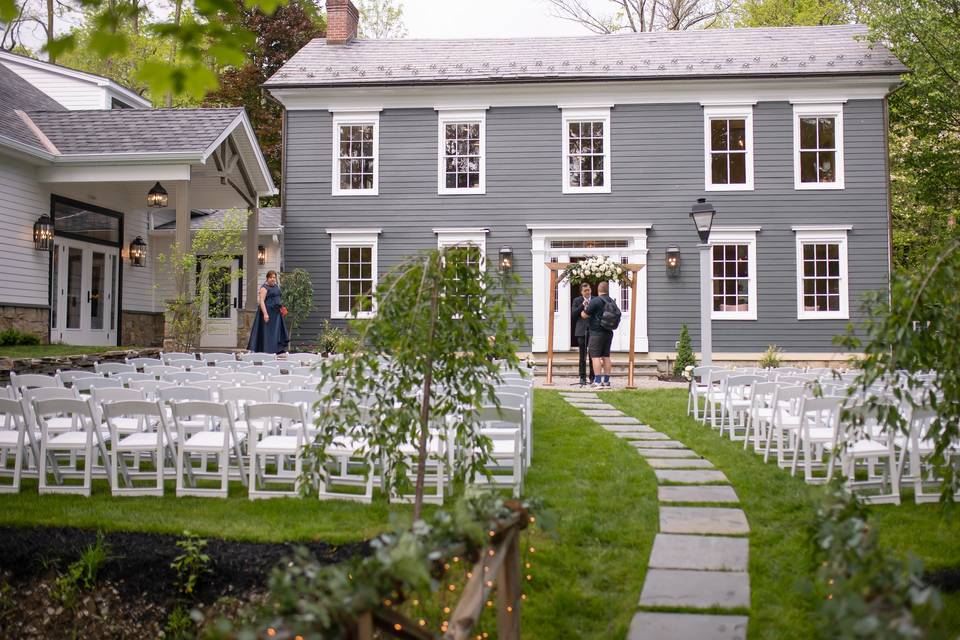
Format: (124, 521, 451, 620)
(0, 347, 162, 384)
(0, 305, 49, 343)
(237, 309, 254, 350)
(121, 310, 164, 347)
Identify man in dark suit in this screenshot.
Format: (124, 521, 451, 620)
(571, 282, 595, 386)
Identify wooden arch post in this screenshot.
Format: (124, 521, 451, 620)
(544, 262, 645, 389)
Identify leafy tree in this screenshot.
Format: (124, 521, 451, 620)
(204, 0, 324, 189)
(305, 247, 528, 518)
(279, 267, 314, 341)
(357, 0, 406, 38)
(732, 0, 861, 27)
(545, 0, 735, 33)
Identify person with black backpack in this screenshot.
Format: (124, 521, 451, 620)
(580, 281, 621, 388)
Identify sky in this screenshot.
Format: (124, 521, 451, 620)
(400, 0, 596, 38)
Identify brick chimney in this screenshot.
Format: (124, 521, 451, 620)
(327, 0, 359, 45)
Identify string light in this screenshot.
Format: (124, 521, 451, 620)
(419, 619, 427, 626)
(394, 623, 403, 632)
(449, 584, 457, 591)
(267, 629, 276, 637)
(506, 606, 513, 613)
(486, 600, 493, 607)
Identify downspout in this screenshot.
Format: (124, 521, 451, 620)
(883, 96, 893, 304)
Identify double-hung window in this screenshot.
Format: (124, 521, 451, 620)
(436, 228, 487, 316)
(328, 229, 380, 318)
(702, 104, 754, 191)
(332, 112, 379, 195)
(562, 107, 611, 194)
(793, 102, 844, 189)
(794, 226, 850, 320)
(709, 229, 759, 320)
(437, 110, 486, 194)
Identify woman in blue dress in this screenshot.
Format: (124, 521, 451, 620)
(247, 270, 289, 354)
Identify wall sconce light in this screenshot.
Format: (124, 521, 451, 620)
(147, 181, 169, 208)
(499, 246, 513, 272)
(129, 236, 147, 267)
(666, 246, 681, 277)
(257, 244, 266, 265)
(33, 214, 54, 251)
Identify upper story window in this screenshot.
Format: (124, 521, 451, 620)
(793, 102, 844, 190)
(332, 111, 380, 196)
(709, 229, 759, 320)
(435, 228, 487, 271)
(437, 110, 486, 195)
(793, 226, 850, 320)
(703, 104, 754, 191)
(328, 229, 380, 318)
(562, 107, 611, 194)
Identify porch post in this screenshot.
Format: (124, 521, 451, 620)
(246, 203, 260, 310)
(174, 181, 190, 296)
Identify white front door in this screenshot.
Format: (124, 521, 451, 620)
(50, 239, 118, 346)
(200, 259, 239, 348)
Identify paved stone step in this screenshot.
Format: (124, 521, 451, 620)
(591, 416, 641, 425)
(568, 403, 616, 410)
(633, 447, 699, 458)
(628, 440, 688, 449)
(602, 424, 653, 432)
(658, 485, 740, 504)
(660, 507, 750, 535)
(582, 409, 626, 417)
(639, 569, 750, 609)
(649, 534, 749, 572)
(646, 458, 715, 469)
(627, 612, 748, 640)
(655, 469, 729, 485)
(559, 393, 600, 399)
(619, 432, 670, 441)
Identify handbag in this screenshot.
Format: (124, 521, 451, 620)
(280, 305, 288, 318)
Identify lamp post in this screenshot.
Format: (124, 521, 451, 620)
(689, 198, 716, 365)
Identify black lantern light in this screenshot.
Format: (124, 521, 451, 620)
(499, 246, 513, 272)
(146, 181, 169, 208)
(33, 214, 54, 251)
(689, 197, 717, 244)
(258, 244, 266, 265)
(129, 236, 147, 267)
(666, 246, 681, 277)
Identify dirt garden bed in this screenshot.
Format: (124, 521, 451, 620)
(0, 526, 368, 639)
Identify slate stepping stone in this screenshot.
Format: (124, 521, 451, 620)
(592, 416, 640, 424)
(627, 612, 748, 640)
(560, 393, 600, 399)
(583, 409, 626, 417)
(649, 534, 749, 571)
(628, 439, 687, 449)
(655, 469, 729, 484)
(646, 458, 715, 469)
(569, 403, 616, 410)
(634, 447, 698, 458)
(660, 507, 750, 535)
(603, 424, 653, 432)
(622, 432, 670, 441)
(639, 569, 750, 609)
(658, 485, 740, 504)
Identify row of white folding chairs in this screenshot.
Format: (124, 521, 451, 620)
(9, 369, 321, 396)
(152, 351, 323, 366)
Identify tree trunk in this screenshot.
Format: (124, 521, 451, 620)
(45, 0, 54, 61)
(166, 0, 183, 107)
(412, 277, 440, 520)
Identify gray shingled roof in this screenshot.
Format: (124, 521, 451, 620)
(265, 24, 906, 88)
(0, 63, 64, 151)
(154, 208, 281, 231)
(25, 108, 243, 155)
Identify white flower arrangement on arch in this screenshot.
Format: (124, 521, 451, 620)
(561, 255, 627, 284)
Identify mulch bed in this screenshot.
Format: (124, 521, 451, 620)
(0, 526, 368, 639)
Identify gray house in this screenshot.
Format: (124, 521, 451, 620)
(265, 0, 906, 365)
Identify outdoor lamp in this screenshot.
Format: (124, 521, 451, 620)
(258, 244, 266, 265)
(499, 246, 513, 272)
(129, 236, 147, 267)
(33, 214, 54, 251)
(147, 181, 169, 208)
(689, 197, 716, 244)
(665, 246, 681, 276)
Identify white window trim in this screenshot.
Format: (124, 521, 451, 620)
(561, 106, 612, 194)
(434, 227, 488, 271)
(436, 109, 486, 195)
(708, 229, 758, 320)
(794, 226, 850, 320)
(331, 111, 380, 196)
(702, 104, 754, 192)
(792, 102, 845, 190)
(327, 229, 381, 319)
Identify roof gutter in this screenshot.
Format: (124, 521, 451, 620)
(0, 134, 56, 162)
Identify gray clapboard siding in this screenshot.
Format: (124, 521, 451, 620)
(283, 99, 889, 352)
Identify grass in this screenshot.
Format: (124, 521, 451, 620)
(607, 388, 960, 640)
(0, 345, 149, 358)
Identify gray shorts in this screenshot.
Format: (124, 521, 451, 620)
(588, 330, 613, 358)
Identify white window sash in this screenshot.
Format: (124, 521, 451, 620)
(328, 229, 380, 319)
(792, 102, 845, 190)
(561, 107, 611, 194)
(434, 227, 488, 271)
(702, 104, 754, 191)
(708, 229, 758, 320)
(437, 109, 486, 195)
(793, 226, 850, 320)
(332, 111, 380, 196)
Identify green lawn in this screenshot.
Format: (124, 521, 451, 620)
(606, 388, 960, 640)
(0, 344, 149, 358)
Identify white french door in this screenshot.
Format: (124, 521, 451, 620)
(200, 259, 240, 348)
(50, 239, 119, 346)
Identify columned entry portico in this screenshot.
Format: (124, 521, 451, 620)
(528, 225, 651, 354)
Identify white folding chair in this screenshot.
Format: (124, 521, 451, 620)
(743, 381, 779, 453)
(115, 372, 157, 384)
(827, 403, 900, 504)
(161, 352, 197, 365)
(200, 352, 237, 365)
(102, 400, 175, 497)
(95, 361, 136, 376)
(473, 405, 524, 497)
(315, 404, 374, 504)
(10, 373, 61, 395)
(221, 386, 273, 436)
(55, 369, 102, 387)
(127, 357, 163, 370)
(792, 396, 845, 484)
(164, 371, 211, 385)
(145, 365, 184, 377)
(246, 402, 307, 499)
(719, 375, 760, 441)
(896, 407, 958, 504)
(166, 359, 200, 370)
(764, 385, 804, 466)
(240, 352, 277, 364)
(171, 401, 247, 498)
(127, 379, 176, 400)
(279, 375, 311, 389)
(287, 353, 321, 366)
(73, 376, 123, 397)
(688, 365, 722, 420)
(34, 398, 109, 496)
(217, 372, 263, 385)
(0, 398, 36, 492)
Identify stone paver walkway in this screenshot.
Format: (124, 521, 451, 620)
(557, 390, 750, 640)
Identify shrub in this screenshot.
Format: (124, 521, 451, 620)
(316, 319, 345, 354)
(53, 532, 110, 605)
(673, 323, 696, 377)
(280, 268, 313, 341)
(759, 344, 783, 369)
(171, 531, 212, 597)
(0, 328, 41, 346)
